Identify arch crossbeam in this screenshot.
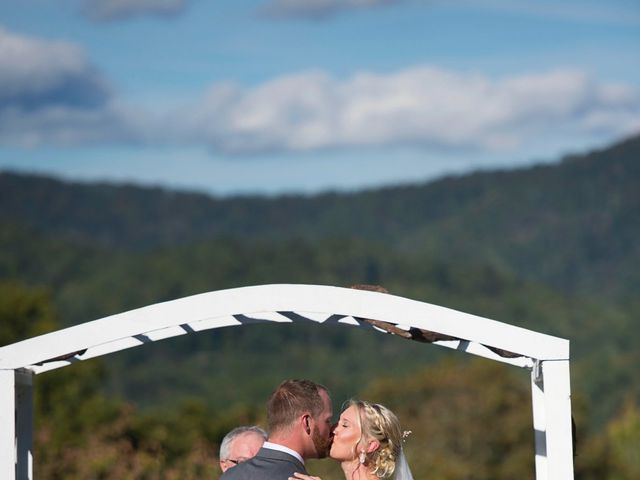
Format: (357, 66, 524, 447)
(0, 284, 567, 373)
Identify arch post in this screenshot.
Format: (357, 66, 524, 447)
(531, 360, 573, 480)
(0, 369, 34, 480)
(0, 369, 16, 480)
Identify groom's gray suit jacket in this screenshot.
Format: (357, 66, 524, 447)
(219, 446, 307, 480)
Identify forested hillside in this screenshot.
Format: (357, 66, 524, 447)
(1, 134, 638, 301)
(1, 134, 639, 479)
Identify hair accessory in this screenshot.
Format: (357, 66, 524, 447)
(359, 451, 366, 464)
(402, 430, 412, 442)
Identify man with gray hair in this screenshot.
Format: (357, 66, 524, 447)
(219, 425, 268, 472)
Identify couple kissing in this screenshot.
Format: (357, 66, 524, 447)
(220, 379, 413, 480)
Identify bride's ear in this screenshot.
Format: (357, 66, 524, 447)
(366, 440, 380, 453)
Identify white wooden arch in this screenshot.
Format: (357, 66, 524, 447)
(0, 284, 573, 480)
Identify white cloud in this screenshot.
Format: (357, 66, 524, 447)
(261, 0, 400, 19)
(178, 66, 640, 154)
(478, 0, 640, 27)
(262, 0, 640, 25)
(0, 28, 147, 147)
(0, 104, 139, 147)
(0, 27, 111, 109)
(1, 29, 637, 155)
(81, 0, 188, 22)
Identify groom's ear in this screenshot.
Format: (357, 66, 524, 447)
(366, 440, 380, 453)
(302, 414, 311, 435)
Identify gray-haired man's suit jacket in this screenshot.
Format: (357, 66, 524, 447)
(220, 447, 307, 480)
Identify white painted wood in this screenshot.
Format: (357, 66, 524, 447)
(337, 316, 361, 326)
(294, 312, 336, 323)
(0, 285, 569, 372)
(0, 370, 16, 480)
(542, 360, 574, 480)
(434, 340, 535, 369)
(531, 367, 548, 480)
(15, 370, 33, 480)
(188, 315, 242, 332)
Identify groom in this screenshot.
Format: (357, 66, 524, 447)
(220, 379, 334, 479)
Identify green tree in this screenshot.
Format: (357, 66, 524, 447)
(606, 399, 640, 480)
(0, 281, 57, 346)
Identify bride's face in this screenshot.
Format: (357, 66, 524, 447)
(329, 405, 362, 461)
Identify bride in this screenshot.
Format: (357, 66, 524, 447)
(290, 399, 414, 480)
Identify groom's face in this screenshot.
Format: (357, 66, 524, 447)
(310, 389, 334, 458)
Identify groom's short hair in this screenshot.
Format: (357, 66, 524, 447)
(267, 379, 328, 434)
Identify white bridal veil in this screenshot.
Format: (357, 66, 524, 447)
(394, 447, 414, 480)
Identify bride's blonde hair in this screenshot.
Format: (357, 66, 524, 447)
(348, 399, 402, 478)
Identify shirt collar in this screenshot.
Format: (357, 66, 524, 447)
(262, 441, 304, 464)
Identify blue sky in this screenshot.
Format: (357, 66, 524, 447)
(0, 0, 638, 195)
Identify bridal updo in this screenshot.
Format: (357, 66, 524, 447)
(349, 400, 403, 478)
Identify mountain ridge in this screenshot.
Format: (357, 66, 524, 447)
(1, 134, 638, 300)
